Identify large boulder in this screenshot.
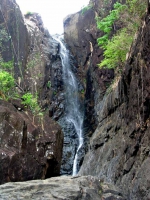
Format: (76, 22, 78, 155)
(0, 175, 126, 200)
(0, 100, 63, 184)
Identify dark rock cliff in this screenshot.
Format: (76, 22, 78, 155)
(0, 100, 63, 184)
(64, 0, 150, 199)
(0, 0, 64, 109)
(0, 0, 29, 83)
(0, 0, 64, 183)
(0, 0, 85, 181)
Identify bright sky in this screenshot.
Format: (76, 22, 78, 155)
(16, 0, 90, 34)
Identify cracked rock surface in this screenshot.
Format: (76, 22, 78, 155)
(0, 175, 126, 200)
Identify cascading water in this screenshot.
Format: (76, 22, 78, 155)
(54, 36, 84, 176)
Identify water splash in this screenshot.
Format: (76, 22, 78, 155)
(54, 36, 84, 176)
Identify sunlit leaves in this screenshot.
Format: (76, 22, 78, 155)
(96, 2, 126, 47)
(96, 0, 147, 70)
(0, 70, 15, 99)
(21, 92, 41, 114)
(99, 28, 133, 68)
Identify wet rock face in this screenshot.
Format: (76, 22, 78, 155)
(54, 45, 85, 175)
(0, 175, 126, 200)
(59, 120, 77, 175)
(59, 118, 85, 175)
(0, 100, 63, 184)
(79, 8, 150, 200)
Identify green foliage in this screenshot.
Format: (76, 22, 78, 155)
(96, 2, 126, 47)
(97, 35, 109, 48)
(81, 89, 85, 94)
(83, 78, 86, 84)
(126, 0, 146, 18)
(0, 70, 15, 99)
(47, 81, 51, 88)
(53, 91, 57, 95)
(0, 60, 13, 70)
(99, 28, 133, 68)
(21, 92, 44, 124)
(25, 11, 33, 16)
(21, 92, 40, 114)
(37, 73, 42, 78)
(97, 0, 147, 70)
(81, 4, 93, 15)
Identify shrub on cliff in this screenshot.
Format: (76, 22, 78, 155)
(97, 0, 147, 70)
(96, 2, 126, 48)
(21, 92, 40, 113)
(21, 92, 43, 124)
(0, 70, 15, 99)
(99, 28, 133, 69)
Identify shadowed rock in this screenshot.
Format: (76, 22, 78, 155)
(0, 100, 63, 184)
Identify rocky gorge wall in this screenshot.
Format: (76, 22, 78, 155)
(0, 0, 64, 108)
(0, 0, 64, 183)
(0, 0, 88, 183)
(0, 0, 88, 182)
(0, 0, 149, 199)
(64, 0, 150, 199)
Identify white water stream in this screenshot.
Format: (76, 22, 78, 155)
(54, 36, 84, 176)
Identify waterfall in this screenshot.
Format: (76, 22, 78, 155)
(54, 36, 84, 176)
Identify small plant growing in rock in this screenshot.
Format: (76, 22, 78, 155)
(47, 81, 51, 88)
(53, 91, 57, 95)
(21, 92, 39, 113)
(21, 92, 43, 124)
(25, 11, 33, 16)
(96, 0, 147, 70)
(81, 89, 85, 94)
(0, 60, 14, 70)
(0, 70, 15, 99)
